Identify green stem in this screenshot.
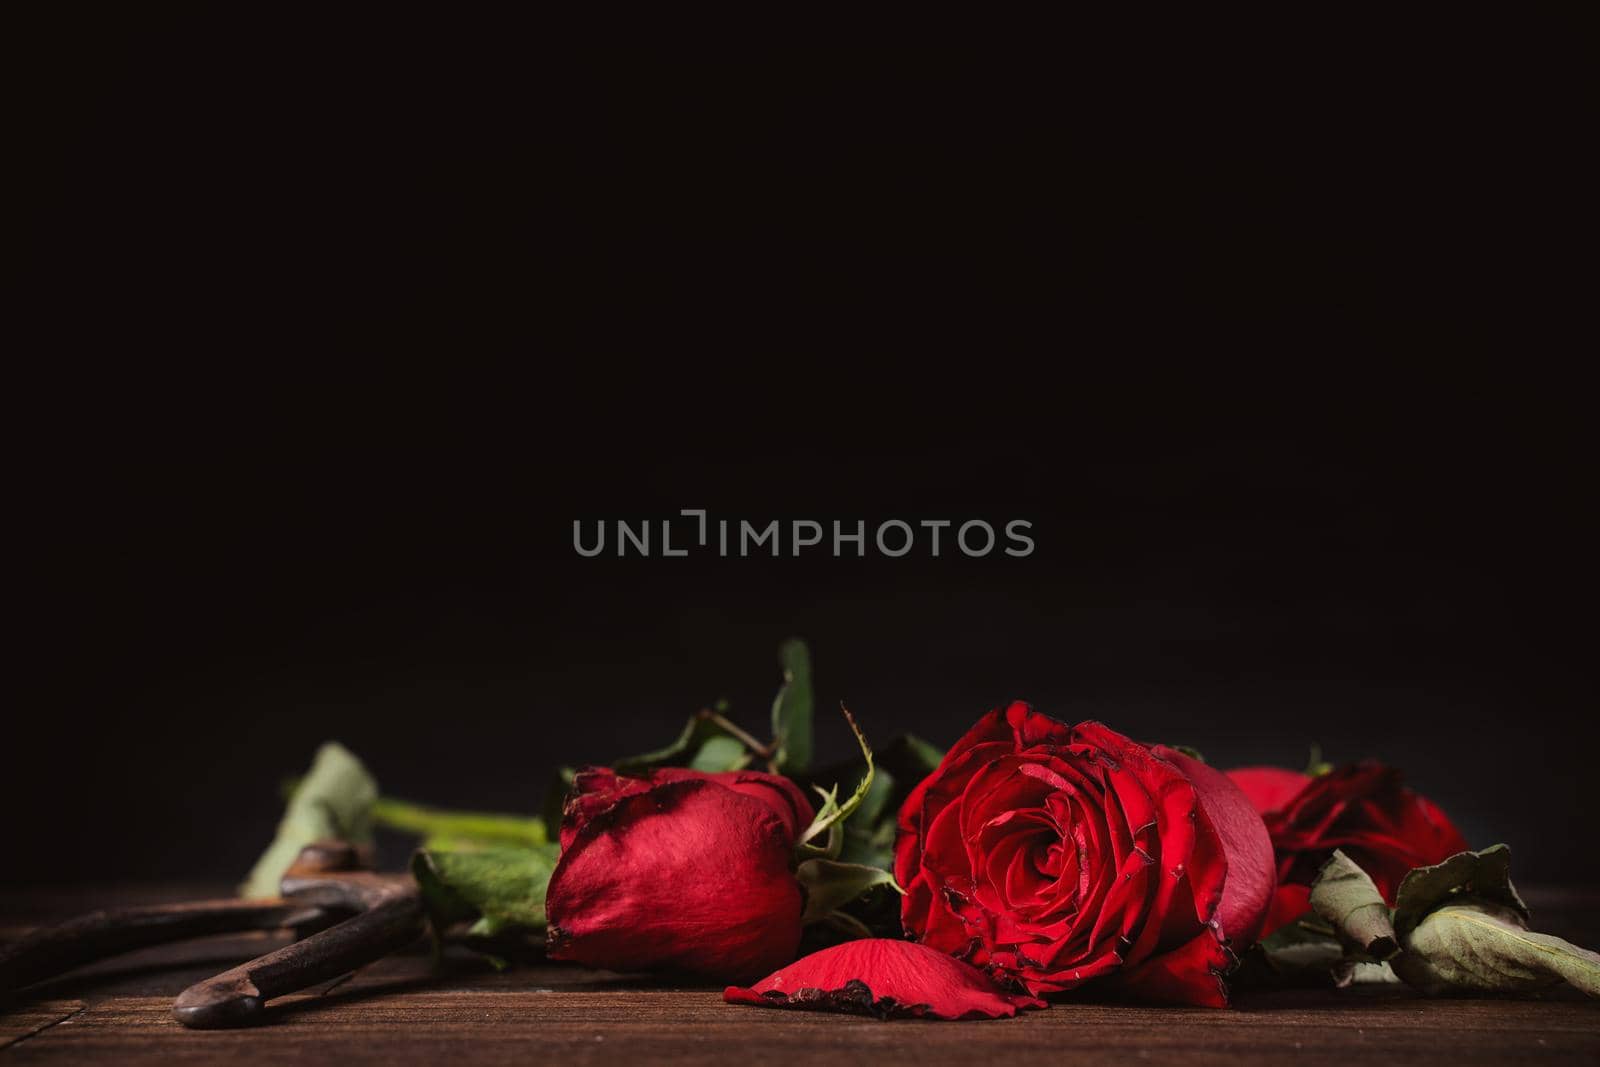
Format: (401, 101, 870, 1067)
(697, 708, 775, 760)
(371, 797, 548, 847)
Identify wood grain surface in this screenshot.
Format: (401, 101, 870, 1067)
(4, 885, 1598, 1064)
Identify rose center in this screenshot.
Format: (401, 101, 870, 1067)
(1036, 840, 1066, 878)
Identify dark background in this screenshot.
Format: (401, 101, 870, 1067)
(8, 12, 1594, 885)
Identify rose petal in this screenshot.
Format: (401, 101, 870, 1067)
(1160, 748, 1277, 950)
(1224, 766, 1312, 815)
(1262, 882, 1311, 935)
(1227, 761, 1469, 935)
(1108, 923, 1234, 1008)
(724, 939, 1047, 1020)
(560, 766, 814, 848)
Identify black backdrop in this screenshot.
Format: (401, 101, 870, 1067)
(9, 12, 1595, 886)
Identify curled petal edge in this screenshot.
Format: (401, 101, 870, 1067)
(724, 939, 1047, 1021)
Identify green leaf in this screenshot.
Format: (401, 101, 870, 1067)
(896, 735, 940, 777)
(797, 859, 901, 925)
(833, 762, 896, 867)
(614, 712, 735, 773)
(688, 734, 752, 772)
(770, 638, 814, 774)
(837, 816, 897, 870)
(797, 706, 872, 856)
(242, 742, 378, 899)
(851, 762, 894, 827)
(1388, 844, 1600, 997)
(1309, 850, 1399, 959)
(411, 844, 560, 937)
(801, 784, 844, 859)
(1165, 744, 1206, 764)
(1393, 844, 1527, 939)
(613, 708, 761, 775)
(371, 798, 548, 851)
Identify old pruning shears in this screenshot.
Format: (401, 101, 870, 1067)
(0, 841, 424, 1029)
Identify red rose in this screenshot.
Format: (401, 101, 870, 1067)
(1226, 762, 1469, 936)
(546, 767, 814, 983)
(896, 703, 1275, 1007)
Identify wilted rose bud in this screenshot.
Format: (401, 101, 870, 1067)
(546, 767, 813, 983)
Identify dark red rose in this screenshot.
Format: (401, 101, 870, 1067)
(896, 703, 1275, 1007)
(546, 767, 814, 983)
(1226, 762, 1469, 936)
(724, 938, 1047, 1020)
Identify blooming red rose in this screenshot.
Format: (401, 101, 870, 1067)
(1226, 762, 1469, 936)
(896, 703, 1275, 1007)
(546, 767, 814, 983)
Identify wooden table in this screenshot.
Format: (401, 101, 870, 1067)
(4, 884, 1598, 1065)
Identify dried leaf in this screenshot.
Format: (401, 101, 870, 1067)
(1389, 845, 1600, 998)
(1394, 902, 1600, 997)
(242, 742, 377, 899)
(1392, 844, 1526, 939)
(1309, 850, 1398, 959)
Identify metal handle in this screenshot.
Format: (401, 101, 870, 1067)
(171, 880, 424, 1029)
(0, 898, 330, 996)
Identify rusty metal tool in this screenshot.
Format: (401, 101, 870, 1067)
(172, 842, 424, 1028)
(1, 841, 427, 1030)
(0, 896, 335, 995)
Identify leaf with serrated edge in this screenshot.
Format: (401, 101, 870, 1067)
(797, 859, 902, 924)
(411, 845, 559, 937)
(797, 706, 873, 853)
(1309, 850, 1399, 959)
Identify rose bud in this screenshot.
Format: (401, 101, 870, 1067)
(546, 767, 814, 983)
(724, 938, 1047, 1020)
(896, 702, 1275, 1007)
(1226, 762, 1468, 936)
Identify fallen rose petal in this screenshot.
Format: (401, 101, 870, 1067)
(723, 939, 1047, 1020)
